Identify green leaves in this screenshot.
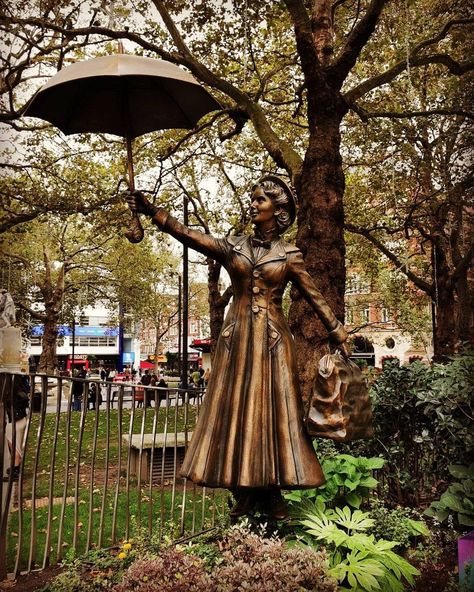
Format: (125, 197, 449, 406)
(366, 354, 474, 504)
(331, 507, 375, 533)
(424, 462, 474, 527)
(330, 551, 385, 592)
(298, 502, 420, 591)
(284, 453, 384, 510)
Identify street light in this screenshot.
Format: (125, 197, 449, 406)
(182, 195, 189, 389)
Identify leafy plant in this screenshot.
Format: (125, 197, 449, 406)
(298, 501, 420, 592)
(112, 521, 338, 592)
(406, 525, 459, 592)
(114, 548, 213, 592)
(424, 463, 474, 527)
(358, 353, 474, 505)
(367, 501, 429, 550)
(285, 454, 384, 509)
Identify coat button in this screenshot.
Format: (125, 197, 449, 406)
(271, 331, 278, 338)
(222, 330, 230, 337)
(253, 270, 260, 278)
(252, 286, 260, 294)
(235, 245, 242, 250)
(252, 305, 259, 313)
(278, 251, 284, 257)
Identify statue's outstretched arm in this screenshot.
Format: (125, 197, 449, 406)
(150, 208, 227, 262)
(126, 191, 227, 262)
(287, 250, 347, 345)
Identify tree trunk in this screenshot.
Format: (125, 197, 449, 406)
(207, 258, 232, 359)
(456, 267, 474, 348)
(38, 315, 59, 374)
(431, 243, 464, 360)
(433, 267, 473, 360)
(153, 325, 162, 374)
(289, 113, 346, 401)
(433, 289, 458, 360)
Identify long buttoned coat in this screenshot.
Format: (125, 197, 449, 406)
(152, 210, 345, 489)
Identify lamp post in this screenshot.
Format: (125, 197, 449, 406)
(181, 195, 189, 389)
(71, 317, 76, 375)
(118, 302, 124, 373)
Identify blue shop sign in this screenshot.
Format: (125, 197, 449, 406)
(31, 325, 118, 337)
(122, 352, 135, 364)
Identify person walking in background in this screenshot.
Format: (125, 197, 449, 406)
(157, 377, 169, 406)
(191, 368, 200, 387)
(198, 367, 205, 388)
(4, 374, 30, 481)
(72, 368, 87, 411)
(140, 369, 152, 407)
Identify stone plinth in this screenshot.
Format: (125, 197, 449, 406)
(0, 327, 22, 372)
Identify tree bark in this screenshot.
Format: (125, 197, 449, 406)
(154, 324, 162, 374)
(38, 315, 59, 374)
(207, 258, 233, 359)
(290, 111, 346, 400)
(432, 244, 473, 359)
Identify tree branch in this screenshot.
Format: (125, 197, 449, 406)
(345, 18, 474, 103)
(451, 244, 474, 282)
(153, 0, 303, 178)
(351, 105, 474, 121)
(17, 301, 46, 322)
(282, 0, 312, 36)
(0, 210, 40, 233)
(218, 285, 234, 309)
(331, 0, 389, 87)
(345, 223, 433, 294)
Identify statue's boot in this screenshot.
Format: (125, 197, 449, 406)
(267, 489, 289, 520)
(230, 489, 255, 517)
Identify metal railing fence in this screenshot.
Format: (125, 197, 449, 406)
(0, 372, 228, 580)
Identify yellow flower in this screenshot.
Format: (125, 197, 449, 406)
(123, 543, 132, 551)
(117, 552, 127, 560)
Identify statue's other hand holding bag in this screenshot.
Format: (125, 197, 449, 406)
(305, 350, 373, 442)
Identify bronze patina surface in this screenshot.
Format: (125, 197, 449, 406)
(128, 176, 348, 517)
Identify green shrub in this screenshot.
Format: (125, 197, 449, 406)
(112, 522, 338, 592)
(298, 501, 420, 592)
(424, 463, 474, 527)
(357, 352, 474, 504)
(211, 521, 337, 591)
(285, 454, 384, 510)
(367, 501, 429, 550)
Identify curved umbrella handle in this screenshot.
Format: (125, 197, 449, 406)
(125, 211, 145, 244)
(124, 136, 144, 243)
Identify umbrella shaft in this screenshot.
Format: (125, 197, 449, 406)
(126, 137, 135, 192)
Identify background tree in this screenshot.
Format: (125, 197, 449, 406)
(0, 213, 120, 372)
(344, 69, 473, 358)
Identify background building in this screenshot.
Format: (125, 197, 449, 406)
(344, 273, 432, 366)
(139, 313, 205, 371)
(28, 304, 141, 372)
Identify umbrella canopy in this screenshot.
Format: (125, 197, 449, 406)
(25, 54, 221, 139)
(24, 53, 220, 242)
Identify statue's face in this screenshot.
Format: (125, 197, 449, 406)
(250, 186, 276, 225)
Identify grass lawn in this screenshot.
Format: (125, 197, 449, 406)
(6, 403, 229, 573)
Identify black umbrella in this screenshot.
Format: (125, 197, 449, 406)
(25, 53, 220, 242)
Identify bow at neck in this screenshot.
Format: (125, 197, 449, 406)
(251, 236, 272, 250)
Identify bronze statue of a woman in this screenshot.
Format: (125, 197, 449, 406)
(127, 175, 348, 519)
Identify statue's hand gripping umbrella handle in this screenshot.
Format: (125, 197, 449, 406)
(125, 210, 145, 244)
(124, 137, 145, 244)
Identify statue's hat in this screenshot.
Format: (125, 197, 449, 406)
(257, 174, 298, 225)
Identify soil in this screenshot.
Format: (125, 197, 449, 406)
(0, 566, 63, 592)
